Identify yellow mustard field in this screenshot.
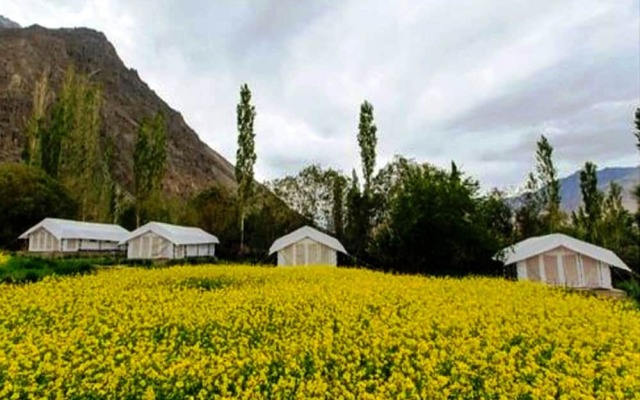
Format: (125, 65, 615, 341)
(0, 266, 639, 399)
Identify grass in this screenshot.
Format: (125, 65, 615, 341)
(0, 255, 95, 283)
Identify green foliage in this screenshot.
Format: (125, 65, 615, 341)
(0, 163, 77, 249)
(0, 256, 95, 284)
(368, 160, 506, 275)
(634, 107, 640, 152)
(186, 185, 306, 261)
(357, 101, 378, 195)
(618, 279, 640, 308)
(22, 67, 116, 222)
(267, 165, 348, 234)
(133, 112, 167, 227)
(634, 107, 640, 224)
(236, 84, 257, 251)
(572, 161, 602, 243)
(516, 135, 565, 237)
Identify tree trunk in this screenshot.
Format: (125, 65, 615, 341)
(240, 209, 245, 254)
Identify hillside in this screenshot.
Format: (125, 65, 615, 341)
(0, 19, 236, 197)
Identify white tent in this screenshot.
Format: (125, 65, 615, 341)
(121, 222, 219, 260)
(499, 233, 631, 289)
(19, 218, 129, 253)
(269, 226, 347, 266)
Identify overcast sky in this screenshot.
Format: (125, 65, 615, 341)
(2, 0, 638, 190)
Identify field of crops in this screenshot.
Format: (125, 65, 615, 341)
(0, 265, 639, 399)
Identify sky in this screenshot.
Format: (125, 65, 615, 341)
(2, 0, 639, 190)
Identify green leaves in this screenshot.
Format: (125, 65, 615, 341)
(236, 84, 257, 250)
(236, 84, 257, 205)
(357, 101, 377, 195)
(134, 112, 167, 227)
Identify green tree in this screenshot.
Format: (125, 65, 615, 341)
(369, 161, 503, 276)
(515, 172, 543, 239)
(58, 68, 111, 221)
(572, 161, 602, 243)
(0, 163, 77, 249)
(534, 135, 563, 231)
(634, 107, 640, 223)
(23, 71, 50, 166)
(515, 135, 564, 237)
(267, 165, 347, 234)
(133, 112, 167, 227)
(357, 101, 378, 195)
(634, 107, 640, 152)
(329, 171, 347, 238)
(235, 84, 257, 252)
(23, 67, 113, 222)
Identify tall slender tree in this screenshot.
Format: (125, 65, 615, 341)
(133, 112, 167, 227)
(23, 70, 50, 166)
(534, 135, 562, 231)
(235, 84, 257, 252)
(634, 107, 640, 151)
(330, 171, 347, 238)
(634, 107, 640, 223)
(357, 101, 378, 195)
(573, 161, 602, 243)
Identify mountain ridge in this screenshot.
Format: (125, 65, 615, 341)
(508, 166, 639, 212)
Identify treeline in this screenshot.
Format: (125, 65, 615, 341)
(0, 70, 305, 256)
(0, 66, 638, 274)
(268, 103, 640, 275)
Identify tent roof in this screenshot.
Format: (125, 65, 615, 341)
(121, 222, 219, 245)
(500, 233, 631, 272)
(19, 218, 129, 242)
(269, 226, 347, 255)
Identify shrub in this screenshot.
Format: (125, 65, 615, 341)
(619, 279, 640, 307)
(0, 163, 77, 250)
(0, 256, 95, 284)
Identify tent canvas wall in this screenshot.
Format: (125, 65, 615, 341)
(19, 218, 129, 253)
(269, 226, 347, 266)
(500, 234, 631, 289)
(121, 222, 219, 260)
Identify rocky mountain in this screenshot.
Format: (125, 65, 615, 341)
(0, 16, 20, 29)
(509, 166, 639, 212)
(0, 22, 236, 197)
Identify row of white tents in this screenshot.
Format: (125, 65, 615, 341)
(18, 218, 632, 290)
(18, 218, 349, 265)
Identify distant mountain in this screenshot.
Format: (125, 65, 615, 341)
(509, 166, 639, 213)
(0, 16, 20, 29)
(559, 166, 639, 212)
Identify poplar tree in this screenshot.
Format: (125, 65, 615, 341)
(634, 107, 640, 223)
(235, 84, 256, 252)
(535, 135, 562, 230)
(133, 112, 167, 227)
(573, 161, 602, 243)
(357, 101, 378, 195)
(23, 71, 50, 166)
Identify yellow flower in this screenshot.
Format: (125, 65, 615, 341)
(0, 265, 638, 398)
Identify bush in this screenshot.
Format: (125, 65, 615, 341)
(618, 279, 640, 307)
(0, 163, 77, 250)
(0, 256, 95, 284)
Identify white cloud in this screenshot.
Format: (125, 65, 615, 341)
(1, 0, 637, 189)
